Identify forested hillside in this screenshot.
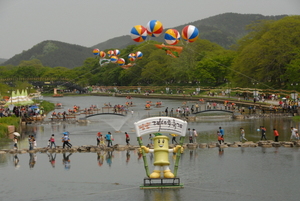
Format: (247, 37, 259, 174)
(2, 41, 93, 68)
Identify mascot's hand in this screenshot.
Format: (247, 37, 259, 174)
(139, 146, 149, 153)
(173, 145, 184, 153)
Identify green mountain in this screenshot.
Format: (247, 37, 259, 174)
(2, 13, 287, 68)
(2, 40, 93, 68)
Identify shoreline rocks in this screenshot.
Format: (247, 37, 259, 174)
(1, 140, 300, 154)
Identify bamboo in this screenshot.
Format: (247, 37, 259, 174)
(174, 136, 185, 177)
(137, 137, 150, 177)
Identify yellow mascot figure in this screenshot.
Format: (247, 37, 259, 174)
(140, 134, 183, 178)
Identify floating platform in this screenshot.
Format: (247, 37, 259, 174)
(140, 178, 183, 189)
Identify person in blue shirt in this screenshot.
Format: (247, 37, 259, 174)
(219, 127, 224, 141)
(105, 132, 113, 147)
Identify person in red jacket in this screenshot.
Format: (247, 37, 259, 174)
(273, 128, 279, 142)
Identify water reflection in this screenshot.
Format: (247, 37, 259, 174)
(62, 153, 72, 170)
(218, 147, 224, 156)
(47, 153, 56, 168)
(29, 153, 36, 169)
(106, 151, 113, 167)
(97, 151, 105, 166)
(126, 150, 130, 164)
(143, 189, 181, 201)
(13, 154, 20, 168)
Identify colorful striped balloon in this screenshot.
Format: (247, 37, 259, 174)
(93, 49, 99, 55)
(135, 51, 143, 59)
(181, 25, 199, 43)
(107, 50, 114, 57)
(110, 56, 118, 63)
(130, 25, 147, 42)
(99, 51, 106, 58)
(128, 53, 136, 61)
(114, 49, 120, 56)
(164, 29, 180, 45)
(146, 20, 163, 37)
(117, 58, 125, 66)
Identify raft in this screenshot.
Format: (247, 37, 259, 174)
(140, 178, 183, 189)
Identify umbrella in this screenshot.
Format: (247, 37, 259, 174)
(170, 134, 179, 137)
(63, 131, 70, 135)
(29, 105, 38, 110)
(13, 132, 20, 136)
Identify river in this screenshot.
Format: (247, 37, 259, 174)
(0, 95, 299, 201)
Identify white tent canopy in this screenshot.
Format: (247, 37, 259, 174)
(5, 89, 34, 106)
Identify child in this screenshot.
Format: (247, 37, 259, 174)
(217, 131, 224, 145)
(47, 140, 51, 148)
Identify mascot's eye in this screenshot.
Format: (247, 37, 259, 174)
(158, 140, 160, 143)
(162, 140, 164, 143)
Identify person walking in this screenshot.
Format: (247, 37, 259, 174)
(170, 134, 178, 144)
(125, 132, 130, 145)
(149, 134, 153, 145)
(165, 107, 169, 116)
(290, 127, 298, 140)
(49, 134, 56, 148)
(97, 132, 102, 146)
(219, 127, 224, 141)
(260, 126, 267, 140)
(273, 128, 279, 142)
(13, 136, 18, 150)
(240, 127, 248, 142)
(193, 129, 198, 143)
(188, 128, 193, 143)
(28, 135, 33, 150)
(62, 133, 72, 148)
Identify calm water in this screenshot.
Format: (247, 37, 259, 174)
(1, 96, 300, 201)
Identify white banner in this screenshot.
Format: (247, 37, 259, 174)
(134, 117, 187, 137)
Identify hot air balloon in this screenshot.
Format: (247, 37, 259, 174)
(181, 25, 199, 43)
(146, 20, 163, 37)
(93, 49, 100, 55)
(110, 56, 118, 63)
(117, 58, 125, 66)
(135, 51, 143, 59)
(130, 25, 147, 42)
(164, 29, 180, 45)
(114, 49, 120, 56)
(128, 53, 136, 61)
(107, 50, 114, 57)
(99, 51, 106, 58)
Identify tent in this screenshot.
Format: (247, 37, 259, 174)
(5, 89, 34, 106)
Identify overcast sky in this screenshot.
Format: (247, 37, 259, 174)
(1, 0, 299, 59)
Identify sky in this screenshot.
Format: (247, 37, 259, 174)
(1, 0, 300, 59)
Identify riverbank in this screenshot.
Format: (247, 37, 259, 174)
(1, 140, 300, 155)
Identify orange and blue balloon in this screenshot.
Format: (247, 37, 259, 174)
(110, 56, 118, 63)
(181, 25, 199, 43)
(146, 20, 163, 37)
(130, 25, 147, 42)
(93, 49, 99, 55)
(136, 51, 143, 59)
(107, 50, 114, 57)
(164, 29, 180, 45)
(117, 58, 125, 66)
(128, 53, 136, 61)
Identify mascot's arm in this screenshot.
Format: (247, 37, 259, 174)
(139, 146, 150, 153)
(173, 145, 184, 154)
